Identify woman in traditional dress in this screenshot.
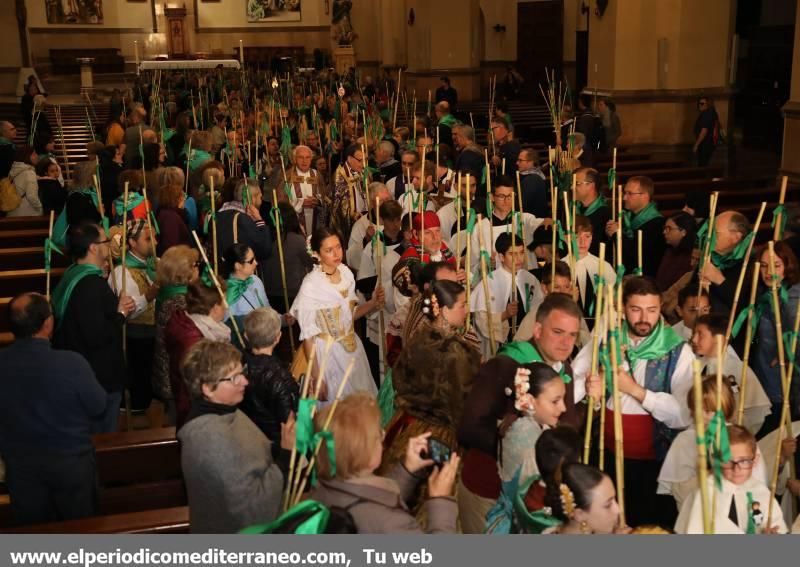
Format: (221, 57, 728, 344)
(542, 463, 624, 534)
(382, 279, 480, 467)
(290, 226, 381, 402)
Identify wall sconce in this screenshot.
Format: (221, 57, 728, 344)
(493, 24, 506, 33)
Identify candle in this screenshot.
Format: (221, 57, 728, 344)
(239, 40, 244, 64)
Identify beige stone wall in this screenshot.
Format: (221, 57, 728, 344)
(480, 0, 516, 62)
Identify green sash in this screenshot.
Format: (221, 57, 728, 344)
(156, 284, 187, 310)
(622, 202, 662, 238)
(577, 196, 607, 218)
(113, 192, 145, 219)
(621, 319, 684, 368)
(189, 149, 212, 172)
(438, 114, 458, 128)
(497, 341, 572, 383)
(711, 233, 754, 271)
(226, 276, 253, 306)
(51, 263, 104, 325)
(240, 500, 331, 534)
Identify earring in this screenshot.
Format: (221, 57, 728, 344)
(580, 520, 589, 534)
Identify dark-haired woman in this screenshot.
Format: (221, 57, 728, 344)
(223, 243, 271, 347)
(382, 280, 480, 469)
(289, 227, 380, 403)
(656, 211, 696, 292)
(542, 463, 624, 534)
(264, 202, 314, 312)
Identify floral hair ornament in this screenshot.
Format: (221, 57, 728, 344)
(504, 367, 536, 415)
(559, 483, 576, 518)
(422, 293, 440, 318)
(306, 234, 319, 260)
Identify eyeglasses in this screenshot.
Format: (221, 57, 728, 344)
(494, 194, 514, 201)
(623, 191, 645, 197)
(243, 257, 257, 265)
(576, 181, 594, 186)
(217, 365, 247, 386)
(94, 239, 111, 246)
(721, 457, 755, 471)
(663, 225, 684, 233)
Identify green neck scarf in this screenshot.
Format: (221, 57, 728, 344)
(51, 263, 104, 325)
(114, 192, 145, 218)
(497, 341, 572, 383)
(239, 500, 331, 534)
(621, 319, 684, 368)
(125, 253, 157, 282)
(438, 114, 457, 128)
(711, 233, 754, 271)
(514, 475, 562, 534)
(157, 284, 188, 307)
(226, 276, 253, 306)
(577, 196, 606, 218)
(622, 202, 662, 238)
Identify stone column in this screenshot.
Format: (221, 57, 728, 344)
(77, 57, 95, 99)
(781, 2, 800, 180)
(588, 0, 736, 148)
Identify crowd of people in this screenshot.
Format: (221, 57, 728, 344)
(0, 65, 798, 536)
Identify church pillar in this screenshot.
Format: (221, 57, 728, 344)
(781, 3, 800, 180)
(404, 0, 481, 102)
(588, 0, 736, 148)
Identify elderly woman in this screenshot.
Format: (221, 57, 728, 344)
(240, 307, 299, 449)
(179, 340, 295, 533)
(308, 392, 460, 534)
(166, 281, 231, 429)
(156, 184, 192, 255)
(152, 245, 200, 410)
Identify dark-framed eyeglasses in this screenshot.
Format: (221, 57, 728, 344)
(217, 365, 248, 386)
(721, 457, 755, 471)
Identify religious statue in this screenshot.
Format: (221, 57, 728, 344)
(332, 0, 357, 46)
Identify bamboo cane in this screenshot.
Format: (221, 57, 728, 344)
(45, 210, 55, 300)
(693, 359, 713, 534)
(510, 176, 518, 336)
(636, 230, 643, 275)
(736, 262, 761, 426)
(516, 171, 527, 270)
(392, 68, 401, 131)
(723, 202, 767, 351)
(456, 173, 463, 271)
(465, 174, 472, 330)
(607, 284, 625, 527)
(774, 176, 788, 241)
(766, 242, 789, 529)
(139, 126, 159, 260)
(121, 182, 132, 431)
(375, 196, 387, 381)
(477, 214, 497, 357)
(291, 358, 356, 506)
(190, 231, 245, 347)
(563, 192, 575, 284)
(697, 192, 719, 305)
(616, 188, 623, 330)
(549, 149, 557, 285)
(710, 333, 725, 533)
(184, 136, 193, 195)
(272, 190, 296, 353)
(583, 242, 607, 465)
(282, 340, 317, 512)
(210, 176, 218, 275)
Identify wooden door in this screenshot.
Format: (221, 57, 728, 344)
(516, 0, 564, 100)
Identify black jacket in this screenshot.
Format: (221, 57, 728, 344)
(240, 351, 299, 452)
(53, 274, 127, 393)
(215, 207, 273, 262)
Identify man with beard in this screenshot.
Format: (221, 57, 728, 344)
(457, 293, 584, 533)
(574, 276, 694, 527)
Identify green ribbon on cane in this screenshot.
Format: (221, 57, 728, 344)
(746, 492, 757, 534)
(615, 264, 626, 287)
(294, 398, 318, 455)
(371, 229, 387, 254)
(466, 208, 477, 234)
(199, 265, 215, 288)
(607, 168, 616, 194)
(772, 204, 787, 240)
(705, 409, 732, 490)
(310, 430, 336, 486)
(731, 304, 757, 339)
(149, 210, 160, 235)
(480, 250, 494, 279)
(587, 275, 606, 317)
(203, 211, 216, 236)
(44, 238, 64, 273)
(270, 205, 283, 231)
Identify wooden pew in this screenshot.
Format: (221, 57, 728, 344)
(0, 268, 64, 297)
(0, 247, 68, 270)
(0, 217, 49, 231)
(616, 166, 724, 183)
(1, 506, 189, 534)
(0, 229, 48, 248)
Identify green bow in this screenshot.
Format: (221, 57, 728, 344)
(284, 181, 295, 201)
(485, 193, 494, 218)
(310, 430, 336, 486)
(621, 319, 684, 369)
(731, 304, 758, 339)
(225, 276, 253, 306)
(615, 264, 626, 287)
(270, 205, 283, 231)
(44, 238, 64, 273)
(239, 500, 331, 535)
(125, 253, 157, 282)
(200, 265, 215, 288)
(203, 211, 216, 236)
(704, 409, 732, 490)
(100, 216, 110, 236)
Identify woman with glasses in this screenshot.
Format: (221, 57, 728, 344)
(166, 281, 232, 429)
(179, 340, 296, 533)
(152, 245, 200, 416)
(656, 211, 697, 292)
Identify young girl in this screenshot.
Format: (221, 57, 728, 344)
(290, 227, 381, 402)
(658, 376, 768, 509)
(542, 463, 625, 534)
(675, 424, 788, 534)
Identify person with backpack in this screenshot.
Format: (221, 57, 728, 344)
(693, 96, 719, 167)
(6, 145, 43, 217)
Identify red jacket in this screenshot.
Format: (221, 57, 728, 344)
(164, 310, 203, 429)
(156, 206, 192, 255)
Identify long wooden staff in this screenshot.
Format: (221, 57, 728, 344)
(510, 179, 518, 336)
(710, 334, 725, 533)
(121, 182, 133, 432)
(456, 172, 462, 271)
(291, 358, 356, 506)
(139, 126, 159, 259)
(516, 171, 526, 267)
(465, 174, 473, 329)
(697, 192, 719, 306)
(283, 340, 316, 512)
(736, 262, 761, 426)
(549, 148, 557, 284)
(45, 211, 55, 300)
(583, 243, 606, 464)
(562, 192, 575, 283)
(692, 359, 712, 534)
(272, 190, 296, 352)
(766, 242, 789, 529)
(477, 214, 497, 357)
(190, 230, 245, 347)
(723, 202, 767, 350)
(392, 68, 401, 131)
(210, 176, 219, 275)
(55, 106, 70, 180)
(636, 230, 643, 276)
(774, 176, 788, 241)
(606, 283, 625, 526)
(374, 196, 387, 379)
